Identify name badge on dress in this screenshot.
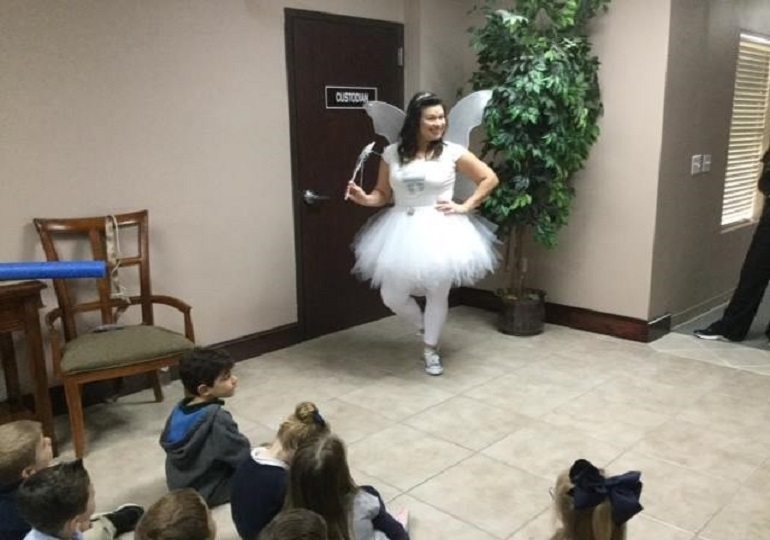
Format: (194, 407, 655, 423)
(402, 172, 426, 194)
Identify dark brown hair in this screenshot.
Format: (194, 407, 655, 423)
(17, 459, 91, 538)
(179, 347, 234, 396)
(398, 91, 446, 164)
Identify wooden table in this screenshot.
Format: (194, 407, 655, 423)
(0, 280, 55, 452)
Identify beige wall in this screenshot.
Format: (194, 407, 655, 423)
(649, 0, 770, 323)
(502, 0, 671, 319)
(405, 0, 479, 103)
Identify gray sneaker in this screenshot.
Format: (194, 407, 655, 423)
(423, 349, 444, 376)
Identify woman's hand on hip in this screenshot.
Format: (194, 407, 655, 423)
(436, 200, 470, 215)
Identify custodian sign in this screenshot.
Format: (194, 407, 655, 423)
(325, 86, 377, 109)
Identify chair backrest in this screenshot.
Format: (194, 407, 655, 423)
(34, 210, 153, 341)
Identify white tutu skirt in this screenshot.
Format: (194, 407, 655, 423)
(352, 205, 500, 292)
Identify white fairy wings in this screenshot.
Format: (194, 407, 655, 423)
(363, 89, 493, 147)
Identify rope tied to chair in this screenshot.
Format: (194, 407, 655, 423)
(105, 215, 131, 322)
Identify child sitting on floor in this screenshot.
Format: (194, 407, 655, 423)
(16, 460, 96, 540)
(160, 347, 251, 506)
(134, 489, 216, 540)
(258, 509, 328, 540)
(285, 434, 409, 540)
(0, 420, 142, 540)
(551, 459, 643, 540)
(230, 401, 330, 540)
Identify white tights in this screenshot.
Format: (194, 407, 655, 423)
(380, 280, 452, 347)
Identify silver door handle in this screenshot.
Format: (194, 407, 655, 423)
(302, 189, 331, 205)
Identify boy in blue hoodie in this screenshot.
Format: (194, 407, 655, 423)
(159, 347, 251, 507)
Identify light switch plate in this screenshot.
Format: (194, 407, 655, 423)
(702, 154, 712, 172)
(691, 154, 702, 175)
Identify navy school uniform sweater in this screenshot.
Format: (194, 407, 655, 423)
(230, 447, 288, 540)
(0, 480, 29, 540)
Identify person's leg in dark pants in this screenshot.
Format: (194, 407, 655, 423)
(697, 201, 770, 341)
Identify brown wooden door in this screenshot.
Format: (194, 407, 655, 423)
(286, 9, 403, 339)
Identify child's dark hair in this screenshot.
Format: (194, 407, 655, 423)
(258, 508, 328, 540)
(179, 347, 234, 396)
(17, 459, 91, 538)
(285, 434, 357, 540)
(135, 488, 213, 540)
(551, 460, 642, 540)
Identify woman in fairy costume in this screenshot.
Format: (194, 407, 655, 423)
(346, 91, 499, 376)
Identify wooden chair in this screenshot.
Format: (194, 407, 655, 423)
(34, 210, 195, 458)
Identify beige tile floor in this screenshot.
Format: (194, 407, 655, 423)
(54, 307, 770, 540)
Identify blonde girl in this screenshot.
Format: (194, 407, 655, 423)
(230, 402, 330, 540)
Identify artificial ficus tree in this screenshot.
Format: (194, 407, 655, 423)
(469, 0, 611, 298)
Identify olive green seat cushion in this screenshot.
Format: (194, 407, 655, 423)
(62, 325, 194, 374)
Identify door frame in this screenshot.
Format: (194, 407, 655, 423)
(284, 8, 404, 339)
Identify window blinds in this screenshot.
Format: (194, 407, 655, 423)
(722, 34, 770, 227)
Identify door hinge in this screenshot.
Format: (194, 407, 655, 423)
(397, 47, 404, 67)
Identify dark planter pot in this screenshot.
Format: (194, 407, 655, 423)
(497, 289, 546, 336)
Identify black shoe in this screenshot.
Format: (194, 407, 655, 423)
(99, 504, 144, 536)
(694, 327, 746, 342)
(693, 327, 723, 340)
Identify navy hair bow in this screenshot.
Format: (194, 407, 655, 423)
(312, 410, 326, 427)
(568, 459, 643, 526)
